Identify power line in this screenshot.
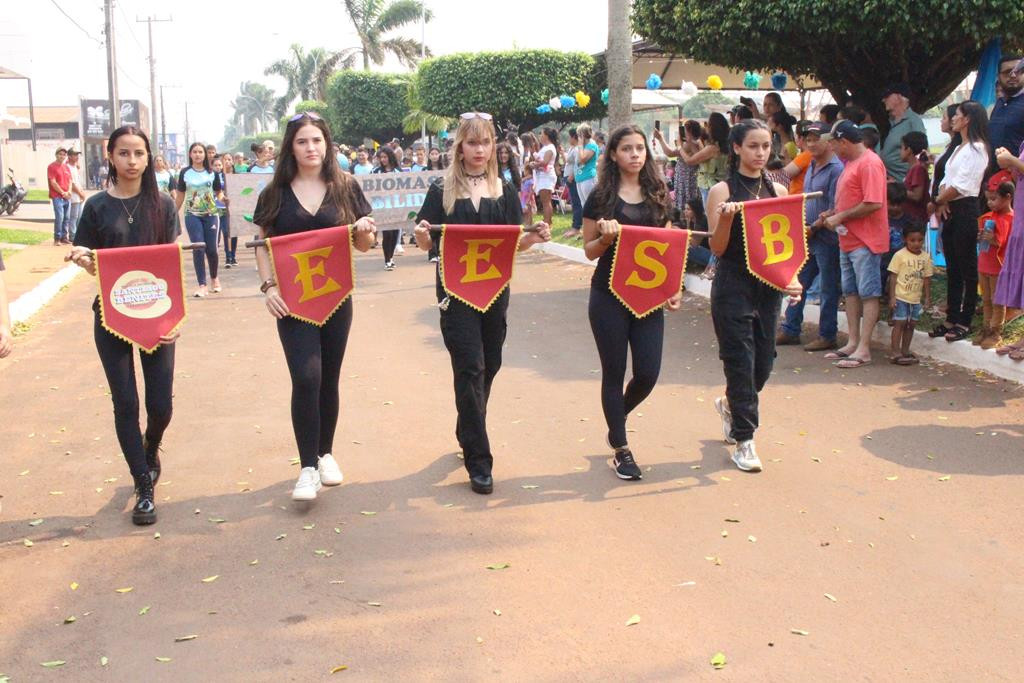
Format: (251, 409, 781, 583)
(48, 0, 103, 46)
(116, 0, 146, 55)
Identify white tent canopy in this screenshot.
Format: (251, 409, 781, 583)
(631, 89, 685, 112)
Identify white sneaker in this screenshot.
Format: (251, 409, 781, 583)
(395, 243, 405, 254)
(318, 453, 343, 486)
(732, 440, 763, 472)
(292, 466, 322, 501)
(714, 396, 737, 444)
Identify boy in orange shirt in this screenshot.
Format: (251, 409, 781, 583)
(977, 172, 1015, 349)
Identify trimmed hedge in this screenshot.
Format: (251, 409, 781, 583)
(326, 71, 410, 145)
(417, 50, 607, 130)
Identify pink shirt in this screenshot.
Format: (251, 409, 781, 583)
(835, 149, 889, 254)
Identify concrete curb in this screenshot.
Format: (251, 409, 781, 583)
(534, 241, 1024, 385)
(10, 263, 82, 325)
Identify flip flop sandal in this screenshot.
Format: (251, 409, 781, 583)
(888, 355, 904, 364)
(929, 324, 953, 338)
(996, 344, 1016, 356)
(944, 327, 970, 342)
(1009, 348, 1024, 361)
(823, 351, 851, 360)
(835, 357, 872, 368)
(897, 355, 920, 365)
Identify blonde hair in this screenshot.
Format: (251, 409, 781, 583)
(577, 123, 593, 139)
(443, 116, 500, 215)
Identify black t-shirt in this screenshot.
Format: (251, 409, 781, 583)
(582, 193, 660, 292)
(73, 191, 180, 250)
(416, 179, 523, 300)
(720, 172, 778, 266)
(254, 180, 372, 236)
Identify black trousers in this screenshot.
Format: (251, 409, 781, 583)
(588, 286, 664, 448)
(440, 290, 509, 478)
(382, 230, 399, 262)
(942, 198, 980, 328)
(710, 259, 781, 443)
(93, 310, 175, 478)
(276, 299, 353, 468)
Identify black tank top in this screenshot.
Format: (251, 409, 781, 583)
(720, 171, 778, 266)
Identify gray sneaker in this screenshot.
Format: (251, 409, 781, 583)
(731, 440, 763, 472)
(714, 396, 737, 445)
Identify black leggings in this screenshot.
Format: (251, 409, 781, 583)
(710, 259, 781, 443)
(93, 310, 175, 478)
(276, 299, 353, 468)
(942, 198, 980, 327)
(382, 229, 399, 262)
(588, 286, 664, 448)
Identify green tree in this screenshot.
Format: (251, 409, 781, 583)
(265, 44, 356, 117)
(342, 0, 432, 70)
(681, 92, 736, 119)
(416, 50, 607, 130)
(402, 75, 453, 136)
(231, 81, 277, 135)
(278, 100, 330, 132)
(632, 0, 1024, 135)
(326, 70, 411, 143)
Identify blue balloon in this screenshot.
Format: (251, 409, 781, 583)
(439, 130, 448, 139)
(559, 94, 576, 108)
(771, 72, 788, 90)
(536, 104, 552, 114)
(600, 88, 609, 105)
(646, 73, 662, 90)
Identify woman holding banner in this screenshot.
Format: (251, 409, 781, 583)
(706, 119, 802, 473)
(413, 112, 551, 495)
(253, 112, 377, 502)
(372, 147, 404, 271)
(582, 124, 679, 481)
(66, 125, 181, 525)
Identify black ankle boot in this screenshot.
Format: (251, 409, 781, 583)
(143, 437, 161, 486)
(132, 473, 157, 525)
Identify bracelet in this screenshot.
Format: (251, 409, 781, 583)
(259, 278, 277, 294)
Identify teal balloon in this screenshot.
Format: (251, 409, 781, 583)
(743, 71, 762, 90)
(536, 104, 552, 114)
(600, 88, 609, 105)
(646, 73, 662, 90)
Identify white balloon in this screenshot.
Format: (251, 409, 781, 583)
(680, 81, 698, 98)
(549, 96, 562, 110)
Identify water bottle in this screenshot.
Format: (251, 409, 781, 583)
(835, 224, 848, 236)
(979, 219, 995, 253)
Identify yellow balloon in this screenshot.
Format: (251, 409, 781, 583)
(575, 91, 591, 108)
(707, 75, 723, 91)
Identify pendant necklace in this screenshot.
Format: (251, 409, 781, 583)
(119, 196, 141, 224)
(738, 173, 763, 199)
(467, 172, 486, 187)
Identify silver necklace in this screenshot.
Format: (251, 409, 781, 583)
(118, 196, 141, 224)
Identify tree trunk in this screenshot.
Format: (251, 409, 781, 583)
(607, 0, 632, 130)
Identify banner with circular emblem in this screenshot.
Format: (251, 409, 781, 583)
(94, 243, 187, 352)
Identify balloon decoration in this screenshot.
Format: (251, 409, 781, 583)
(743, 71, 762, 90)
(548, 96, 562, 110)
(707, 75, 723, 91)
(680, 80, 698, 98)
(439, 129, 449, 140)
(600, 88, 609, 105)
(646, 73, 662, 90)
(771, 72, 788, 90)
(560, 94, 576, 109)
(536, 103, 552, 114)
(575, 90, 591, 108)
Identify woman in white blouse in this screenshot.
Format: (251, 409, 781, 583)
(928, 100, 991, 342)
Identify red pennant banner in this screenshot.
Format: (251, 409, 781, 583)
(267, 225, 354, 325)
(95, 243, 186, 353)
(440, 224, 523, 312)
(740, 194, 809, 291)
(609, 225, 689, 318)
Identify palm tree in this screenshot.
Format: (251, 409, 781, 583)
(265, 44, 357, 115)
(402, 74, 453, 136)
(231, 81, 277, 135)
(342, 0, 432, 70)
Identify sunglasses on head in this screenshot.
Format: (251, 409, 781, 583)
(289, 112, 323, 123)
(460, 112, 493, 121)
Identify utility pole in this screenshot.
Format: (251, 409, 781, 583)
(160, 86, 168, 156)
(184, 102, 190, 146)
(104, 0, 121, 130)
(420, 2, 426, 145)
(137, 15, 172, 140)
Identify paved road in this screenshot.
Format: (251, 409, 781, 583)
(1, 246, 1022, 680)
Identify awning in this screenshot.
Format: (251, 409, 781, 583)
(631, 89, 685, 111)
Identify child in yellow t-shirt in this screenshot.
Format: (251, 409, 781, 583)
(886, 223, 933, 365)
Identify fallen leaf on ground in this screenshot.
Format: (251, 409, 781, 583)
(721, 530, 728, 537)
(493, 609, 502, 616)
(19, 470, 29, 476)
(155, 657, 171, 662)
(938, 475, 951, 481)
(275, 534, 287, 541)
(40, 661, 66, 668)
(675, 581, 697, 587)
(208, 518, 226, 524)
(367, 602, 382, 607)
(154, 532, 161, 539)
(824, 593, 837, 602)
(249, 559, 259, 566)
(303, 524, 315, 530)
(724, 518, 740, 523)
(201, 575, 219, 583)
(710, 652, 726, 669)
(23, 539, 33, 547)
(625, 614, 641, 626)
(486, 563, 510, 570)
(521, 484, 539, 489)
(330, 665, 348, 673)
(29, 519, 43, 527)
(359, 511, 376, 516)
(70, 582, 78, 590)
(100, 656, 108, 666)
(885, 475, 899, 481)
(63, 616, 76, 624)
(115, 587, 133, 593)
(139, 606, 150, 615)
(748, 536, 757, 543)
(174, 635, 197, 642)
(790, 628, 809, 636)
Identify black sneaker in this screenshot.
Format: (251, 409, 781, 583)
(143, 436, 162, 487)
(132, 473, 157, 525)
(612, 448, 642, 480)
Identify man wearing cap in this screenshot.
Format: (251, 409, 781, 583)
(777, 122, 845, 350)
(879, 83, 926, 182)
(66, 149, 86, 241)
(820, 120, 888, 368)
(47, 147, 72, 245)
(989, 55, 1024, 156)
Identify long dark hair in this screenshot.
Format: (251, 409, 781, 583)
(107, 126, 172, 244)
(957, 100, 990, 150)
(770, 110, 797, 141)
(375, 146, 399, 172)
(541, 127, 561, 169)
(590, 123, 670, 227)
(685, 197, 708, 231)
(707, 113, 729, 153)
(496, 142, 521, 190)
(944, 103, 962, 150)
(427, 146, 446, 170)
(252, 113, 361, 233)
(187, 142, 210, 172)
(727, 119, 772, 178)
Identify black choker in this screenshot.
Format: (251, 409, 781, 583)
(467, 172, 486, 186)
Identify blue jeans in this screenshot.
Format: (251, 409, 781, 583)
(781, 235, 841, 340)
(184, 213, 219, 286)
(567, 179, 583, 230)
(68, 201, 83, 240)
(52, 197, 70, 241)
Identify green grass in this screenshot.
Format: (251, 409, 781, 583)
(0, 228, 51, 246)
(25, 189, 50, 202)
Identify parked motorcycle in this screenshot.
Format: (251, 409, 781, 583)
(0, 168, 27, 215)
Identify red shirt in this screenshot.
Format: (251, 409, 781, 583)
(978, 209, 1014, 275)
(836, 149, 889, 254)
(47, 161, 71, 199)
(902, 161, 929, 222)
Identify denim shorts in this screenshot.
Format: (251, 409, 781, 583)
(892, 300, 922, 322)
(840, 246, 883, 298)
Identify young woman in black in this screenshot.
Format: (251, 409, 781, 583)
(413, 113, 551, 494)
(706, 119, 802, 473)
(66, 126, 180, 525)
(372, 146, 403, 271)
(582, 124, 680, 481)
(253, 113, 377, 502)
